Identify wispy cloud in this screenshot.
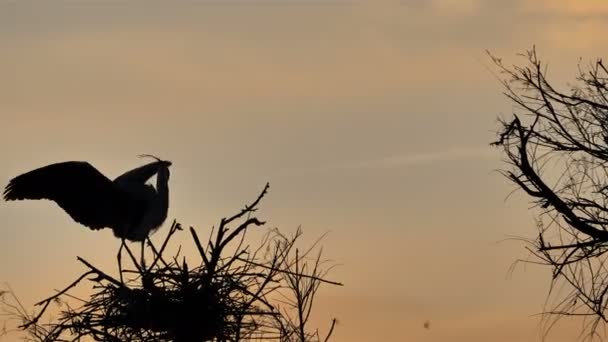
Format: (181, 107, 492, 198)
(313, 146, 496, 172)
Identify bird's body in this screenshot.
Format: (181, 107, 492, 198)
(3, 158, 171, 242)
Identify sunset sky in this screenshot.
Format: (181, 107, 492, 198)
(3, 1, 608, 341)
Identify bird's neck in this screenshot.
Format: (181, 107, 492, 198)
(156, 173, 169, 213)
(156, 170, 169, 216)
(151, 171, 170, 225)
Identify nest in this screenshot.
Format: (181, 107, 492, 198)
(70, 254, 231, 341)
(3, 183, 341, 342)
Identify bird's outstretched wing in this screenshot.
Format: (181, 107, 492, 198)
(3, 161, 133, 230)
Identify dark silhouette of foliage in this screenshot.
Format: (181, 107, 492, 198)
(1, 183, 341, 341)
(491, 47, 608, 341)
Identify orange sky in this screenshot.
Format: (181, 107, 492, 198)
(2, 1, 608, 341)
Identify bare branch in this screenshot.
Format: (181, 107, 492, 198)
(493, 47, 608, 340)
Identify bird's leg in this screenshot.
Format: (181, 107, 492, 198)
(140, 240, 146, 269)
(117, 239, 125, 284)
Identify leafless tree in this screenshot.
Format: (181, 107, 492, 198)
(491, 47, 608, 341)
(1, 183, 342, 342)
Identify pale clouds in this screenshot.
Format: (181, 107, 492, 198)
(310, 146, 495, 172)
(521, 0, 608, 15)
(430, 0, 483, 16)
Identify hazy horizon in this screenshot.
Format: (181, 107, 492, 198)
(3, 1, 608, 341)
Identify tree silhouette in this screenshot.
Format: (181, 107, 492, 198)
(1, 183, 342, 341)
(491, 47, 608, 341)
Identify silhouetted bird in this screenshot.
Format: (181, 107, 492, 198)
(3, 156, 171, 242)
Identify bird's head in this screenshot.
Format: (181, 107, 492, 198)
(138, 154, 172, 180)
(138, 154, 172, 167)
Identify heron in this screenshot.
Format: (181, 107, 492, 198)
(3, 155, 172, 271)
